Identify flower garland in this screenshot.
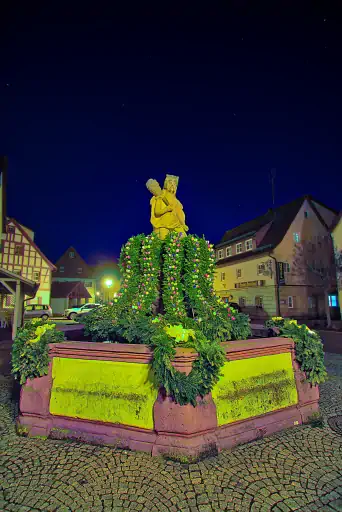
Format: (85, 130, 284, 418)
(163, 233, 187, 319)
(134, 233, 162, 314)
(115, 235, 144, 317)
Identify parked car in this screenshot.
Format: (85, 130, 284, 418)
(24, 304, 52, 320)
(64, 303, 101, 320)
(75, 304, 103, 322)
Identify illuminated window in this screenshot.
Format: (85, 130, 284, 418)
(85, 281, 93, 288)
(236, 268, 242, 278)
(255, 296, 263, 309)
(293, 233, 300, 243)
(328, 295, 338, 308)
(33, 271, 40, 282)
(7, 225, 15, 234)
(284, 263, 291, 273)
(77, 267, 83, 274)
(245, 239, 253, 251)
(239, 297, 246, 307)
(288, 296, 294, 308)
(59, 266, 64, 273)
(217, 249, 223, 259)
(226, 246, 232, 257)
(69, 251, 75, 258)
(236, 243, 242, 254)
(220, 272, 226, 281)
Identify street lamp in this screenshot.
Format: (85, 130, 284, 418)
(104, 279, 113, 302)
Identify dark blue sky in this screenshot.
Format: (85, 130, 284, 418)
(1, 2, 341, 264)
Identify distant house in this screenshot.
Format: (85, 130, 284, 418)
(51, 246, 96, 314)
(0, 218, 55, 307)
(214, 195, 339, 321)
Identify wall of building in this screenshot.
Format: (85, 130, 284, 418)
(214, 254, 277, 319)
(332, 218, 342, 318)
(51, 298, 68, 316)
(273, 199, 335, 319)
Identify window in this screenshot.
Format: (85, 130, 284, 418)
(236, 268, 242, 278)
(288, 296, 294, 308)
(304, 211, 309, 218)
(239, 297, 246, 307)
(293, 232, 300, 243)
(245, 239, 253, 251)
(35, 305, 44, 310)
(69, 251, 75, 258)
(328, 295, 338, 308)
(85, 281, 93, 288)
(236, 243, 242, 254)
(77, 267, 83, 274)
(7, 225, 15, 234)
(217, 249, 223, 260)
(257, 263, 265, 275)
(14, 245, 24, 256)
(25, 305, 33, 311)
(59, 266, 65, 273)
(308, 296, 314, 309)
(226, 246, 232, 257)
(284, 263, 291, 273)
(220, 272, 226, 282)
(33, 271, 40, 282)
(255, 296, 263, 309)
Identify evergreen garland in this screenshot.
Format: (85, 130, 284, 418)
(163, 233, 187, 319)
(265, 317, 327, 385)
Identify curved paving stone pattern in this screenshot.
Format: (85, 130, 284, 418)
(1, 354, 342, 512)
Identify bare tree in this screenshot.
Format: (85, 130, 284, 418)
(292, 235, 339, 327)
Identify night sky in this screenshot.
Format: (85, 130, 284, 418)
(1, 2, 341, 265)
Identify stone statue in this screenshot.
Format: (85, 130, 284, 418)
(146, 174, 188, 240)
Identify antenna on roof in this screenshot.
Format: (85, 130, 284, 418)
(269, 168, 276, 207)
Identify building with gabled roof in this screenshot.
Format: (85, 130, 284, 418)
(51, 246, 96, 314)
(0, 217, 55, 308)
(214, 195, 339, 322)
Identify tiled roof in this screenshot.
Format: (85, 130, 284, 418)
(215, 195, 338, 265)
(218, 196, 306, 246)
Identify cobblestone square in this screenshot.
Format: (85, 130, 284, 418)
(1, 354, 342, 511)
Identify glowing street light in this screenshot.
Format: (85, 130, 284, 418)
(105, 279, 113, 288)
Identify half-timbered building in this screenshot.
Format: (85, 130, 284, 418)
(0, 218, 55, 307)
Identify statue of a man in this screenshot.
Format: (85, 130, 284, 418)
(146, 174, 188, 240)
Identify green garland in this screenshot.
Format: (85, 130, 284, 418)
(163, 233, 187, 319)
(136, 233, 162, 314)
(265, 317, 327, 385)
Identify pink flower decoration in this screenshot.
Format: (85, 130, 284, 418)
(232, 317, 236, 321)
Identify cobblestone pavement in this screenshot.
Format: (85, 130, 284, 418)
(1, 354, 342, 512)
